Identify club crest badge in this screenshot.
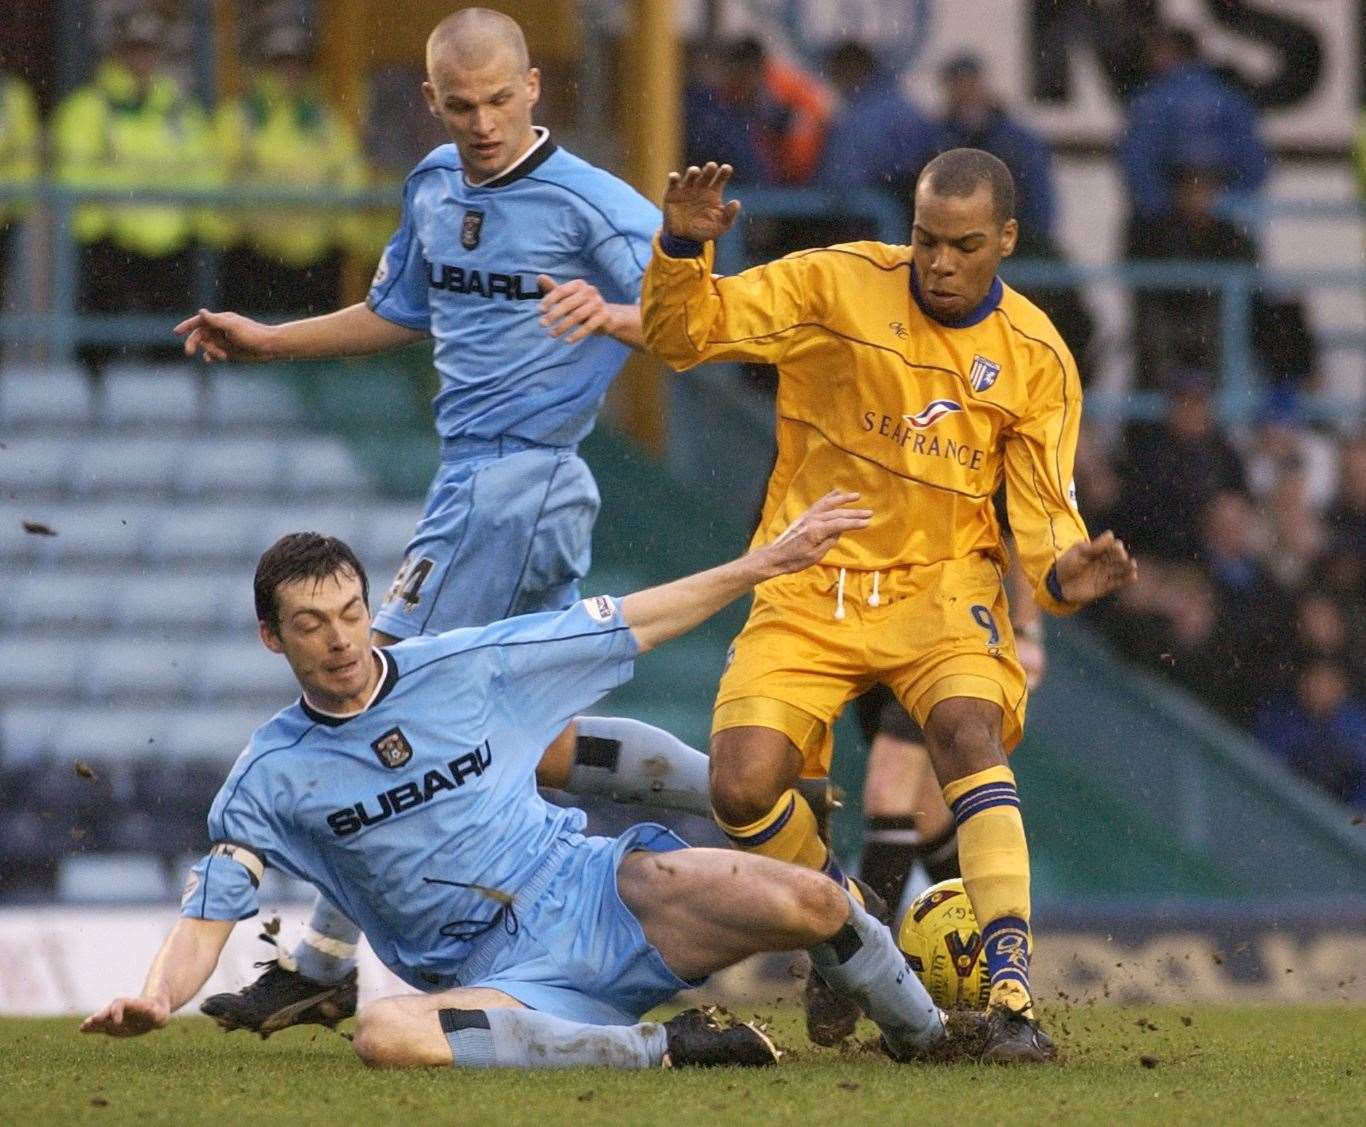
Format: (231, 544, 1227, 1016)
(371, 726, 413, 770)
(903, 399, 963, 430)
(460, 209, 485, 250)
(968, 354, 1001, 392)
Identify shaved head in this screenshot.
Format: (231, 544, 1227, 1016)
(426, 7, 529, 76)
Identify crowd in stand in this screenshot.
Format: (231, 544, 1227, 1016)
(0, 12, 1361, 809)
(684, 26, 1365, 810)
(0, 8, 376, 373)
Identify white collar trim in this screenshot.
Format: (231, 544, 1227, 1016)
(464, 126, 550, 187)
(302, 648, 390, 719)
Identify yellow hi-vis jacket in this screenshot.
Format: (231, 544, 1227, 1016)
(214, 73, 367, 266)
(51, 61, 219, 258)
(0, 73, 40, 225)
(641, 237, 1091, 615)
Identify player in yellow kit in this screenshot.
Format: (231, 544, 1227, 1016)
(640, 150, 1136, 1062)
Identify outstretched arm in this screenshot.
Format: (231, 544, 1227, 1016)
(80, 916, 235, 1037)
(622, 490, 870, 652)
(176, 301, 427, 363)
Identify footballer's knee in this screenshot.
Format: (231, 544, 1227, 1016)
(708, 728, 800, 825)
(923, 698, 1006, 782)
(352, 999, 428, 1069)
(772, 866, 850, 944)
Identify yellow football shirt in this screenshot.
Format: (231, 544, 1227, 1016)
(641, 237, 1090, 615)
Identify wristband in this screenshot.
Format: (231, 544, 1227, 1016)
(660, 232, 705, 258)
(1045, 563, 1070, 606)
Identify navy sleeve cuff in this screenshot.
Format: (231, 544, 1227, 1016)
(660, 232, 705, 258)
(1045, 564, 1070, 606)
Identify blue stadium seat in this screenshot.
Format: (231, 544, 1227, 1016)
(56, 853, 171, 902)
(176, 437, 287, 497)
(255, 503, 367, 552)
(167, 708, 271, 760)
(204, 369, 306, 427)
(285, 437, 373, 496)
(191, 642, 289, 702)
(100, 365, 202, 428)
(71, 437, 185, 496)
(0, 502, 148, 563)
(0, 437, 75, 494)
(5, 571, 120, 631)
(0, 706, 63, 761)
(85, 641, 194, 702)
(350, 505, 420, 571)
(149, 504, 268, 563)
(0, 366, 93, 428)
(46, 708, 172, 761)
(118, 570, 255, 631)
(0, 639, 83, 699)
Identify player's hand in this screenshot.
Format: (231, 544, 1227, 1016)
(662, 162, 742, 244)
(1016, 636, 1046, 690)
(1053, 530, 1137, 606)
(761, 491, 871, 577)
(174, 309, 276, 363)
(80, 995, 170, 1038)
(537, 276, 611, 345)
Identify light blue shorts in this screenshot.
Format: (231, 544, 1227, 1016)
(455, 824, 701, 1026)
(371, 436, 600, 640)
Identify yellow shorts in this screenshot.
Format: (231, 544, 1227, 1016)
(712, 553, 1028, 775)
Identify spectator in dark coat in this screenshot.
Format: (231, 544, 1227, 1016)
(1256, 662, 1366, 809)
(1121, 25, 1269, 229)
(817, 41, 935, 196)
(1114, 371, 1247, 560)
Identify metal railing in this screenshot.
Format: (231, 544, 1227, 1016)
(0, 181, 1361, 425)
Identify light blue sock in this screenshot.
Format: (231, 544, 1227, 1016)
(441, 1008, 669, 1069)
(570, 716, 711, 817)
(291, 895, 361, 984)
(809, 893, 945, 1056)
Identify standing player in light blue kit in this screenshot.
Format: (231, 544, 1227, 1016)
(174, 8, 712, 1032)
(82, 498, 957, 1071)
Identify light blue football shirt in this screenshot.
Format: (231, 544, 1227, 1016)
(367, 129, 660, 447)
(181, 597, 638, 990)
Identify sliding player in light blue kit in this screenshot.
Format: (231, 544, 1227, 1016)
(82, 496, 958, 1071)
(174, 8, 714, 1031)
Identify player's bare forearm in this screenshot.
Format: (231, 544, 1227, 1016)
(176, 302, 425, 363)
(622, 491, 870, 652)
(603, 303, 644, 349)
(261, 303, 427, 360)
(81, 917, 233, 1037)
(143, 917, 235, 1010)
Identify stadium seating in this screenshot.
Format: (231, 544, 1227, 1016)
(0, 363, 416, 899)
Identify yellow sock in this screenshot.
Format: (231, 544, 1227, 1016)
(943, 765, 1033, 1016)
(715, 788, 858, 895)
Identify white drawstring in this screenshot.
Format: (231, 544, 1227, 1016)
(868, 571, 881, 608)
(834, 568, 846, 620)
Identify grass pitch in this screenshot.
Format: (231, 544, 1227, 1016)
(2, 1005, 1361, 1125)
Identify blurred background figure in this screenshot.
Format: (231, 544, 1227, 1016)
(711, 37, 830, 188)
(932, 51, 1094, 380)
(1120, 24, 1269, 245)
(215, 23, 366, 318)
(935, 52, 1053, 241)
(817, 40, 934, 201)
(1256, 660, 1366, 811)
(1112, 370, 1246, 561)
(1129, 162, 1257, 387)
(683, 42, 768, 186)
(50, 6, 217, 374)
(0, 61, 39, 307)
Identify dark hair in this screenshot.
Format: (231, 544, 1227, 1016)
(1156, 26, 1200, 62)
(254, 532, 369, 633)
(918, 148, 1015, 226)
(727, 36, 766, 70)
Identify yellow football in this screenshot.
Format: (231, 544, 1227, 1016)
(897, 878, 990, 1010)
